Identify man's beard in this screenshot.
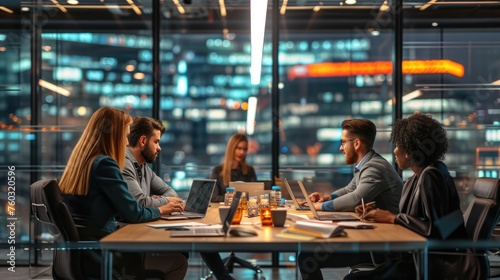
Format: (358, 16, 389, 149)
(141, 147, 158, 163)
(344, 152, 356, 165)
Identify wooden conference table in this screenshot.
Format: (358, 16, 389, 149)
(100, 203, 427, 279)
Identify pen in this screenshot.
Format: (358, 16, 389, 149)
(361, 198, 366, 217)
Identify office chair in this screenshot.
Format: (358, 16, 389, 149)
(222, 252, 262, 274)
(346, 177, 500, 279)
(421, 177, 500, 279)
(462, 177, 500, 279)
(30, 179, 99, 280)
(31, 179, 165, 279)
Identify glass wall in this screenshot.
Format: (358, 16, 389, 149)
(0, 0, 499, 264)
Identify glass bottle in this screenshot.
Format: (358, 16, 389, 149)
(224, 187, 235, 206)
(270, 185, 282, 208)
(240, 192, 248, 217)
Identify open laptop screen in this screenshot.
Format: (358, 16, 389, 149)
(184, 179, 216, 214)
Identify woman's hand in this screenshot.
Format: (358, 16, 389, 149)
(158, 202, 184, 215)
(362, 209, 396, 224)
(354, 202, 376, 218)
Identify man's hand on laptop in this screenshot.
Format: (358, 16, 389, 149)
(309, 192, 331, 202)
(158, 202, 184, 215)
(167, 197, 184, 204)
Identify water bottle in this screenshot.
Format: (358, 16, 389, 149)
(224, 187, 235, 206)
(270, 185, 281, 208)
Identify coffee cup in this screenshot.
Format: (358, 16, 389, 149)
(271, 208, 287, 227)
(219, 206, 231, 223)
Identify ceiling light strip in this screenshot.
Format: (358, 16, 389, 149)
(39, 80, 71, 96)
(218, 0, 227, 17)
(126, 0, 142, 15)
(280, 0, 288, 15)
(250, 0, 268, 85)
(172, 0, 186, 14)
(0, 6, 14, 14)
(246, 96, 258, 135)
(50, 0, 67, 13)
(419, 0, 437, 11)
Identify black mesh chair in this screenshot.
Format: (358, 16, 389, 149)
(30, 179, 100, 280)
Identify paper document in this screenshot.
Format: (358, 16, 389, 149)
(148, 222, 215, 229)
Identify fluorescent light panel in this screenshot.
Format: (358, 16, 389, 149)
(250, 0, 268, 85)
(126, 0, 142, 15)
(280, 0, 288, 15)
(246, 96, 257, 135)
(172, 0, 185, 14)
(0, 6, 14, 13)
(218, 0, 227, 17)
(39, 80, 71, 96)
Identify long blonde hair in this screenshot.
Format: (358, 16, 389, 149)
(59, 106, 132, 195)
(221, 133, 250, 186)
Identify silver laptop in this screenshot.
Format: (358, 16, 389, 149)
(297, 181, 360, 221)
(229, 181, 267, 197)
(170, 191, 242, 237)
(282, 178, 310, 210)
(161, 179, 216, 220)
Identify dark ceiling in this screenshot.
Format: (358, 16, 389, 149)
(1, 0, 500, 31)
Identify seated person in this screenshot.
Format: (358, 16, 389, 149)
(210, 133, 257, 202)
(361, 113, 480, 279)
(299, 119, 403, 280)
(59, 106, 187, 279)
(123, 116, 235, 280)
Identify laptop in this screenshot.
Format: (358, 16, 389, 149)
(161, 179, 216, 220)
(170, 191, 242, 237)
(297, 181, 360, 221)
(282, 178, 310, 210)
(229, 181, 267, 197)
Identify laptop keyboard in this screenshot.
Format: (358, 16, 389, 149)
(195, 228, 222, 234)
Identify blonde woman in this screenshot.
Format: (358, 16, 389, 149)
(59, 106, 187, 279)
(210, 133, 257, 202)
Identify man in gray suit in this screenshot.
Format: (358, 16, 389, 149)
(123, 116, 235, 280)
(299, 119, 403, 280)
(309, 118, 402, 213)
(123, 117, 181, 207)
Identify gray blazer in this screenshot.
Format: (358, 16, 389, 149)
(122, 147, 178, 207)
(328, 150, 403, 213)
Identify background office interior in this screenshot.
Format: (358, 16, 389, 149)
(1, 0, 500, 267)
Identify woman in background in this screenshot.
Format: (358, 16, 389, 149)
(210, 133, 257, 202)
(59, 106, 187, 279)
(360, 113, 480, 279)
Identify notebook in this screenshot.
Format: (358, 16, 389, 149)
(170, 191, 242, 237)
(282, 178, 310, 210)
(297, 181, 360, 221)
(161, 179, 216, 220)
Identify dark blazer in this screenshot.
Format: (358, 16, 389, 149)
(64, 155, 160, 240)
(395, 162, 480, 279)
(209, 164, 257, 202)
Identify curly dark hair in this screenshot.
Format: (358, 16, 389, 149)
(390, 113, 448, 167)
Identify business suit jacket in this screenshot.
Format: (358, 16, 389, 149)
(326, 150, 403, 213)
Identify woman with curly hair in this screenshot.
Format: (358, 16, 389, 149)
(360, 113, 480, 279)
